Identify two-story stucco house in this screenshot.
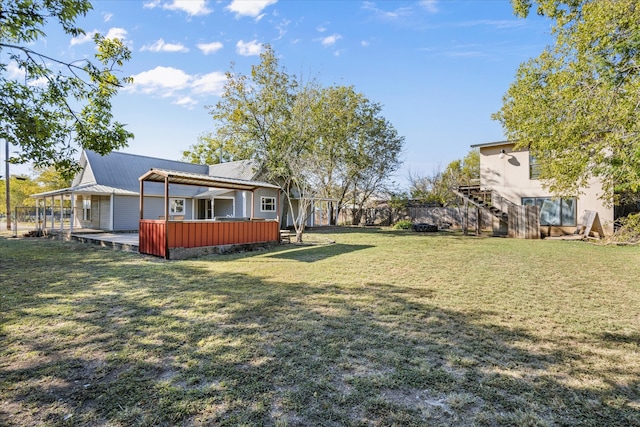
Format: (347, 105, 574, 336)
(464, 141, 613, 237)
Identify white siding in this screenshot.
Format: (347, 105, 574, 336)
(98, 196, 111, 230)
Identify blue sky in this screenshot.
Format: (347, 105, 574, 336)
(12, 0, 553, 186)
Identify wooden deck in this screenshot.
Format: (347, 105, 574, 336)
(139, 219, 280, 259)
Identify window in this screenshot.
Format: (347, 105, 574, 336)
(82, 198, 91, 221)
(521, 197, 576, 226)
(261, 196, 276, 212)
(529, 154, 541, 180)
(169, 198, 185, 215)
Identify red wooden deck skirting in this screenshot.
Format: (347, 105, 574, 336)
(139, 219, 279, 258)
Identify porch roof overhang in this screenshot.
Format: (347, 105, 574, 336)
(470, 140, 515, 149)
(139, 168, 281, 191)
(31, 183, 138, 198)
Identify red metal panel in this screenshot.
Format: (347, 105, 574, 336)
(213, 222, 220, 246)
(168, 222, 176, 248)
(145, 220, 279, 258)
(139, 220, 166, 258)
(240, 221, 246, 244)
(196, 222, 205, 247)
(232, 222, 239, 244)
(222, 222, 228, 245)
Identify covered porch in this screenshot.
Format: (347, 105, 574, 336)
(139, 169, 282, 259)
(30, 184, 137, 233)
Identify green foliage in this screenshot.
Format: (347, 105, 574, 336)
(199, 45, 404, 235)
(608, 213, 640, 244)
(409, 149, 479, 205)
(0, 166, 71, 212)
(0, 0, 133, 179)
(494, 0, 640, 199)
(182, 131, 255, 164)
(392, 219, 412, 230)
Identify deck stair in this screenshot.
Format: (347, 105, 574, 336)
(454, 185, 510, 222)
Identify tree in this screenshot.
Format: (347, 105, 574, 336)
(306, 85, 404, 225)
(0, 166, 70, 214)
(182, 131, 255, 165)
(493, 0, 640, 200)
(200, 45, 404, 240)
(408, 149, 479, 206)
(1, 0, 134, 179)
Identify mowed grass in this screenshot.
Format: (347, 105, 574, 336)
(1, 228, 639, 426)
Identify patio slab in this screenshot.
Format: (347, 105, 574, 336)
(72, 232, 139, 252)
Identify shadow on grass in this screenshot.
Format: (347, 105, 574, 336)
(265, 243, 374, 263)
(0, 237, 638, 426)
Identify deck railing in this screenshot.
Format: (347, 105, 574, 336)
(139, 219, 279, 258)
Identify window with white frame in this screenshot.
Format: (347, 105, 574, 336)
(261, 196, 276, 212)
(169, 198, 185, 215)
(82, 198, 91, 221)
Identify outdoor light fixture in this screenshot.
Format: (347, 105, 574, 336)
(499, 149, 506, 159)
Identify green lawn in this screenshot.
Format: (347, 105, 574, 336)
(1, 228, 639, 426)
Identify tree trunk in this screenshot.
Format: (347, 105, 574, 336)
(328, 202, 335, 226)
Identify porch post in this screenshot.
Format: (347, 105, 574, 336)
(276, 189, 280, 224)
(139, 179, 144, 220)
(164, 176, 169, 258)
(36, 199, 40, 231)
(70, 193, 75, 234)
(59, 194, 63, 231)
(43, 197, 47, 229)
(110, 192, 115, 231)
(50, 196, 55, 229)
(251, 190, 255, 219)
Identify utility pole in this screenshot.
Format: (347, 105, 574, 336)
(4, 139, 9, 231)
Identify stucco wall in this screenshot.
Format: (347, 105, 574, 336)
(479, 143, 613, 235)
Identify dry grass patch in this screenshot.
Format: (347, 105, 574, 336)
(1, 228, 639, 426)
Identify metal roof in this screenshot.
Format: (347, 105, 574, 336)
(140, 168, 281, 191)
(31, 183, 139, 198)
(84, 150, 209, 193)
(208, 159, 260, 181)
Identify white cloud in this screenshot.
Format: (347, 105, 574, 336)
(226, 0, 277, 17)
(191, 72, 226, 95)
(141, 39, 189, 53)
(197, 41, 224, 55)
(175, 96, 198, 108)
(103, 12, 113, 22)
(361, 40, 370, 47)
(321, 34, 342, 47)
(144, 0, 212, 16)
(362, 2, 413, 20)
(70, 30, 98, 46)
(236, 40, 263, 56)
(70, 27, 127, 46)
(105, 27, 128, 41)
(127, 66, 226, 106)
(316, 25, 327, 33)
(419, 0, 438, 13)
(129, 66, 192, 95)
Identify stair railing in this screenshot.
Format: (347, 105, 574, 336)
(490, 190, 518, 217)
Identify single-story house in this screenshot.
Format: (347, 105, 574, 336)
(31, 150, 332, 232)
(463, 141, 613, 237)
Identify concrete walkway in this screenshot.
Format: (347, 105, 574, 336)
(72, 232, 139, 252)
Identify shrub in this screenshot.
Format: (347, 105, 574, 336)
(393, 220, 413, 230)
(607, 213, 640, 244)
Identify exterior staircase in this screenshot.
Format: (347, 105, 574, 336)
(454, 185, 540, 239)
(454, 185, 509, 222)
